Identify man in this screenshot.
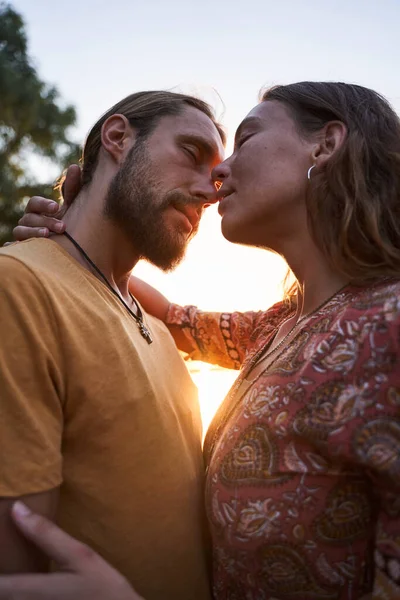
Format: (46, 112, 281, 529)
(0, 90, 225, 599)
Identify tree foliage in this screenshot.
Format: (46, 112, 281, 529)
(0, 3, 80, 244)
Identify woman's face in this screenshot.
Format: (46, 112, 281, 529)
(213, 100, 317, 249)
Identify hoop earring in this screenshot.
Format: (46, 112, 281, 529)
(307, 165, 316, 180)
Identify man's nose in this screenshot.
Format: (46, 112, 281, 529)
(190, 176, 219, 208)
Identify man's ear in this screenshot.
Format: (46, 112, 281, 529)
(101, 114, 136, 164)
(311, 121, 347, 169)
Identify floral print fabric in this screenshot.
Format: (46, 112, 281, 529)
(166, 280, 400, 599)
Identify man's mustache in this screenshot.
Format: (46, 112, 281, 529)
(164, 191, 203, 210)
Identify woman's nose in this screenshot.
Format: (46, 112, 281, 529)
(212, 160, 231, 186)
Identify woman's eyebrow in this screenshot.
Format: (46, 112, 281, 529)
(234, 117, 262, 146)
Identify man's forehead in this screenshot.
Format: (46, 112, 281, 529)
(159, 106, 224, 154)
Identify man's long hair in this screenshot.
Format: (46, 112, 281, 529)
(81, 90, 226, 186)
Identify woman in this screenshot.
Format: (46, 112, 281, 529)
(4, 81, 400, 599)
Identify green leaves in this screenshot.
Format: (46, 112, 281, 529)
(0, 2, 79, 244)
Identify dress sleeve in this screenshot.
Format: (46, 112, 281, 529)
(0, 256, 64, 497)
(165, 301, 290, 369)
(322, 302, 400, 597)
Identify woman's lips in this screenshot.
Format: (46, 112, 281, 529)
(218, 192, 234, 215)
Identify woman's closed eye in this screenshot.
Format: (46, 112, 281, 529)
(235, 133, 254, 150)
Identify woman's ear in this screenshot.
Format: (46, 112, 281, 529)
(311, 121, 348, 168)
(101, 114, 136, 164)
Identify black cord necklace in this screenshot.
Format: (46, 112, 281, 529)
(63, 231, 153, 344)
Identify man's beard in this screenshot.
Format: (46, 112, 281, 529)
(104, 139, 200, 271)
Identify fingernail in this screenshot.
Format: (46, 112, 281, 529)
(13, 501, 31, 519)
(39, 228, 48, 237)
(49, 202, 59, 213)
(55, 223, 64, 232)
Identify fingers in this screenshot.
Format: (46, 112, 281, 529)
(24, 197, 60, 216)
(9, 504, 142, 600)
(13, 226, 50, 241)
(11, 502, 96, 571)
(17, 213, 65, 235)
(6, 504, 143, 600)
(14, 210, 66, 240)
(62, 165, 82, 207)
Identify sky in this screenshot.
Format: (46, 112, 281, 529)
(11, 0, 400, 427)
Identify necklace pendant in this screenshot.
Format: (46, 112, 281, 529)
(138, 322, 153, 344)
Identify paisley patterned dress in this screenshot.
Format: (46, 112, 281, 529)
(166, 279, 400, 600)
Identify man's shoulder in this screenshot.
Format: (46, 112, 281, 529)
(0, 247, 47, 304)
(0, 238, 57, 266)
(0, 239, 68, 299)
(1, 239, 72, 281)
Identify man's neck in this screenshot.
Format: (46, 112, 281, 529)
(53, 190, 140, 302)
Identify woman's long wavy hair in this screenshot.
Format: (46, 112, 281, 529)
(263, 82, 400, 285)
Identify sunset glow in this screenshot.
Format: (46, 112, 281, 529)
(134, 205, 288, 429)
(189, 362, 237, 436)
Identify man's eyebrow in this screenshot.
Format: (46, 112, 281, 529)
(234, 117, 262, 146)
(176, 134, 221, 161)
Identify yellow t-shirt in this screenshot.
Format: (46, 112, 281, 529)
(0, 239, 211, 600)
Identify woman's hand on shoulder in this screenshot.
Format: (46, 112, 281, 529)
(12, 165, 82, 241)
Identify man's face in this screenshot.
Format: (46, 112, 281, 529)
(104, 106, 224, 271)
